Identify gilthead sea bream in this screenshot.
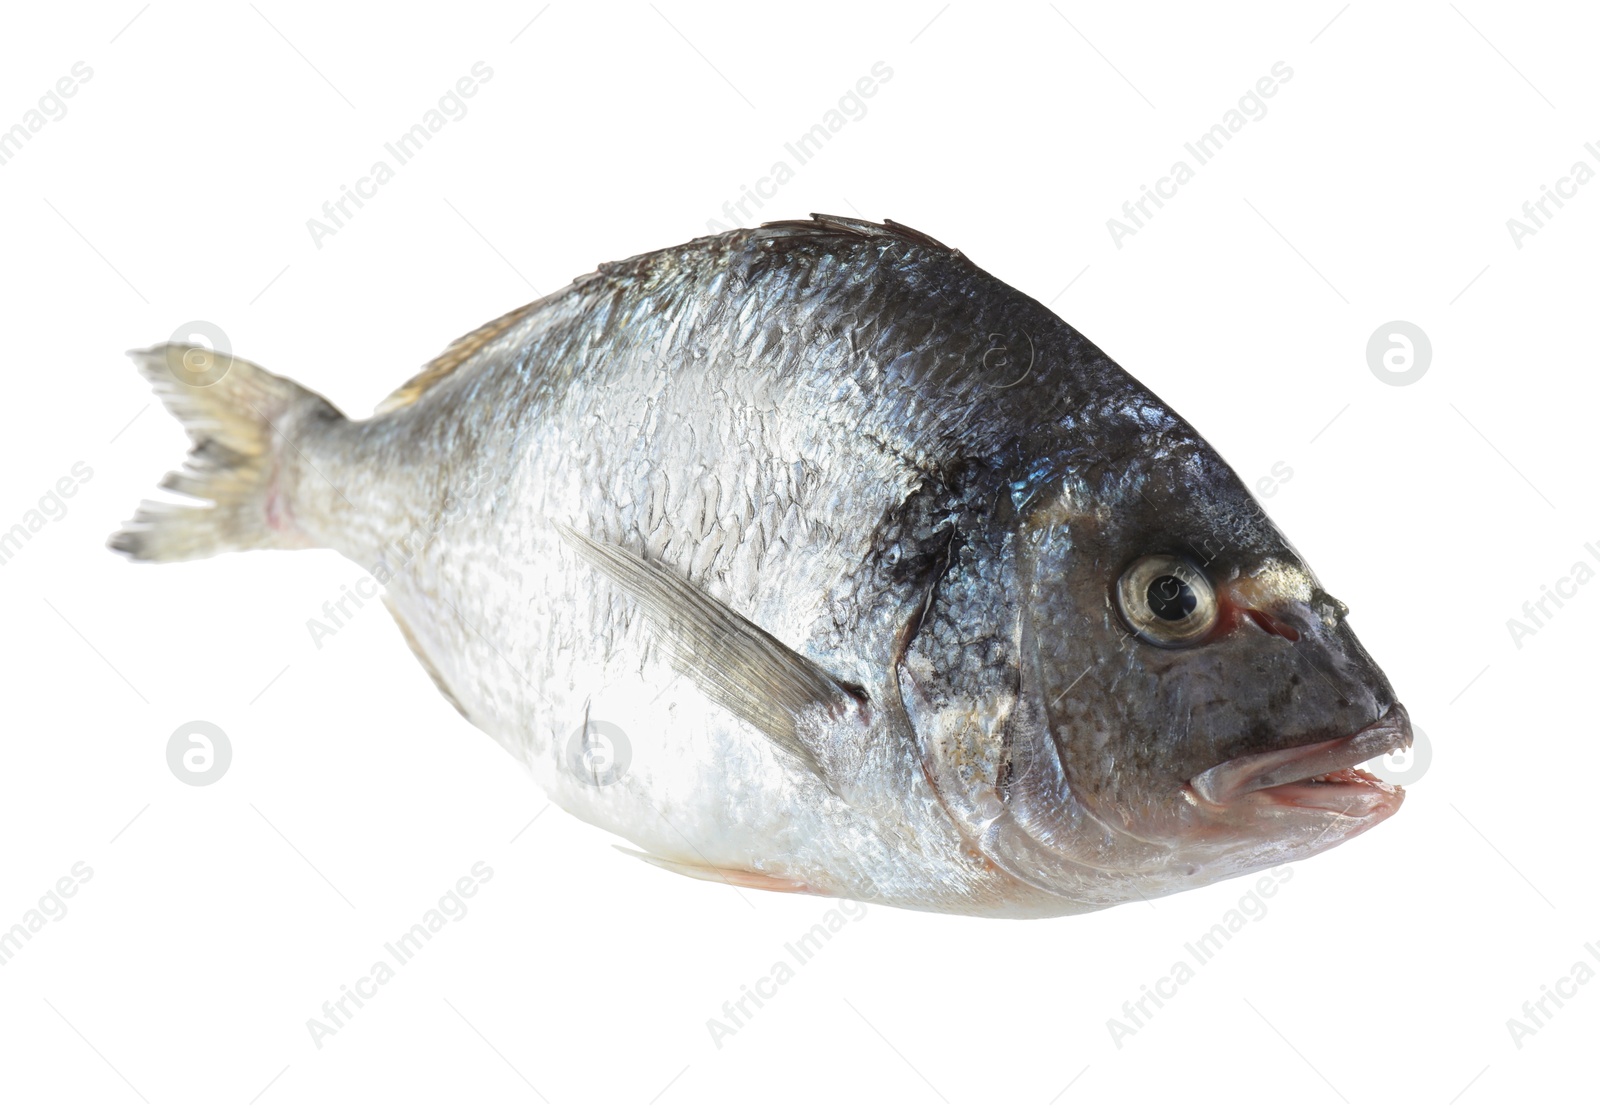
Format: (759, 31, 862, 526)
(111, 215, 1410, 917)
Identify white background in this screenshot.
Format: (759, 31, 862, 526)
(1, 2, 1594, 1105)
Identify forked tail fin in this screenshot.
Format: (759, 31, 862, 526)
(109, 344, 344, 562)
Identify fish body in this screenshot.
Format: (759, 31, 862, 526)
(113, 216, 1410, 917)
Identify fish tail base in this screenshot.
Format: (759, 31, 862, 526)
(109, 344, 344, 562)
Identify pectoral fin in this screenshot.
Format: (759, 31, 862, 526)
(555, 523, 866, 775)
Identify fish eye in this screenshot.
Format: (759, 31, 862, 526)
(1116, 554, 1217, 647)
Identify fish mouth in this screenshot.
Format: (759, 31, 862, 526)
(1186, 704, 1412, 815)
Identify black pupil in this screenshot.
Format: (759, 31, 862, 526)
(1146, 575, 1196, 621)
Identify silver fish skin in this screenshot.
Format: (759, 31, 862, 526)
(112, 215, 1410, 918)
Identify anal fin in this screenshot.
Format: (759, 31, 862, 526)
(614, 847, 815, 894)
(384, 595, 470, 721)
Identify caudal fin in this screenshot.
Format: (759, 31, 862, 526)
(109, 344, 344, 563)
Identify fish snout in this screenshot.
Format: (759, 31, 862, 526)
(1187, 702, 1412, 815)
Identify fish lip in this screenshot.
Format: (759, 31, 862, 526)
(1187, 703, 1413, 808)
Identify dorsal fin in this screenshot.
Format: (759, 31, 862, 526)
(752, 213, 953, 252)
(374, 299, 541, 415)
(375, 215, 956, 418)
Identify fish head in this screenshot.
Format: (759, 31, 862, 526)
(1002, 420, 1410, 901)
